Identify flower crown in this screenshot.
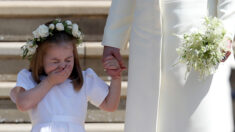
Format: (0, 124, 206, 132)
(21, 19, 83, 60)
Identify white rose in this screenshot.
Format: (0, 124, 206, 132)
(56, 23, 64, 31)
(28, 45, 38, 55)
(67, 25, 72, 29)
(34, 24, 49, 38)
(29, 46, 36, 54)
(32, 30, 40, 38)
(49, 24, 55, 30)
(26, 41, 37, 55)
(66, 20, 72, 25)
(77, 31, 82, 38)
(27, 41, 34, 47)
(72, 24, 81, 38)
(55, 18, 61, 22)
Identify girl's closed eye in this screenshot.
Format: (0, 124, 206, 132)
(65, 56, 73, 63)
(50, 56, 73, 64)
(50, 58, 60, 64)
(52, 61, 59, 64)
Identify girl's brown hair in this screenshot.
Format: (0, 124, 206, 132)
(29, 21, 84, 91)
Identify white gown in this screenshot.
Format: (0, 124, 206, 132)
(10, 68, 109, 132)
(102, 0, 235, 132)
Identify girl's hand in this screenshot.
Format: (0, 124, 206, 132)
(221, 40, 232, 62)
(103, 56, 124, 79)
(46, 65, 73, 86)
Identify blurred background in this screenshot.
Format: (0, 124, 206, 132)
(0, 0, 234, 132)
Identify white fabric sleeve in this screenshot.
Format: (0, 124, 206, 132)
(85, 68, 109, 107)
(15, 69, 35, 91)
(10, 69, 35, 103)
(102, 0, 136, 50)
(217, 0, 235, 41)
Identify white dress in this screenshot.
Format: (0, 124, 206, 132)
(10, 68, 109, 132)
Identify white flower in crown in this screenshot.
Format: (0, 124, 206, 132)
(72, 24, 81, 38)
(33, 24, 49, 38)
(22, 19, 83, 60)
(32, 30, 40, 39)
(55, 18, 62, 22)
(56, 23, 64, 31)
(68, 25, 72, 29)
(66, 20, 72, 25)
(49, 24, 55, 30)
(27, 41, 38, 55)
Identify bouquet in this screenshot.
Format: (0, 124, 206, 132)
(176, 17, 231, 79)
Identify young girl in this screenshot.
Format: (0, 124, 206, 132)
(10, 19, 123, 132)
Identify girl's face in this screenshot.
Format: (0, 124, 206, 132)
(43, 42, 74, 75)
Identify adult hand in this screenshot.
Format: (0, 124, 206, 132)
(102, 46, 126, 70)
(221, 40, 232, 62)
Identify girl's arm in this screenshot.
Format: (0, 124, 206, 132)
(99, 56, 123, 112)
(11, 78, 54, 112)
(99, 77, 122, 112)
(11, 65, 73, 112)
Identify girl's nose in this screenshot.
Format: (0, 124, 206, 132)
(59, 63, 67, 70)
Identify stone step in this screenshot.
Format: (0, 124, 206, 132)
(0, 1, 110, 41)
(0, 74, 128, 82)
(1, 0, 111, 2)
(0, 81, 127, 98)
(0, 0, 111, 1)
(0, 123, 124, 132)
(0, 42, 129, 58)
(0, 1, 110, 16)
(0, 17, 106, 42)
(0, 109, 125, 123)
(0, 42, 129, 81)
(0, 98, 126, 123)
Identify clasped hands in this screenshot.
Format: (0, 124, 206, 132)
(102, 46, 126, 79)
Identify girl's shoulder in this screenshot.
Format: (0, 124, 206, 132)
(17, 69, 33, 78)
(19, 68, 32, 74)
(82, 68, 98, 79)
(82, 68, 106, 86)
(16, 69, 36, 91)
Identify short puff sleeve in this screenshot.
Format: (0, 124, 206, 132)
(15, 69, 36, 91)
(84, 68, 109, 107)
(10, 69, 36, 103)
